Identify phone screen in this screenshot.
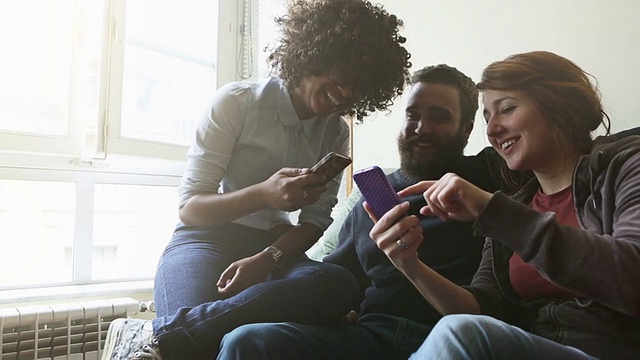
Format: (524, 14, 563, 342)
(309, 152, 352, 181)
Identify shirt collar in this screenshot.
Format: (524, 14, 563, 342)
(274, 77, 318, 136)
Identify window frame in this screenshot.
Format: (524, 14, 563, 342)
(0, 0, 312, 293)
(0, 0, 242, 174)
(99, 0, 242, 161)
(0, 0, 244, 290)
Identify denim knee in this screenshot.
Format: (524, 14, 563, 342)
(218, 324, 269, 359)
(410, 315, 494, 360)
(434, 314, 495, 335)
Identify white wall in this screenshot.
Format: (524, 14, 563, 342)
(353, 0, 640, 170)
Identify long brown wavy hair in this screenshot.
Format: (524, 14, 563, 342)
(477, 51, 611, 185)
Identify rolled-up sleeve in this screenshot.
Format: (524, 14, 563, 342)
(178, 83, 248, 208)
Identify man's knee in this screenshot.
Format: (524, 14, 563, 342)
(219, 324, 268, 359)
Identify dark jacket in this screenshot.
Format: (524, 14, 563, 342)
(325, 147, 506, 325)
(467, 134, 640, 358)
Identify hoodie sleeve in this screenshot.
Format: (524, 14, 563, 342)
(473, 150, 640, 318)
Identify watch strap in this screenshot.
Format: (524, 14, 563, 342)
(262, 246, 283, 268)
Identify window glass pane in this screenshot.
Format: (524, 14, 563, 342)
(0, 180, 75, 288)
(0, 0, 102, 137)
(256, 0, 287, 79)
(120, 46, 214, 146)
(240, 0, 287, 80)
(93, 184, 178, 281)
(120, 0, 218, 146)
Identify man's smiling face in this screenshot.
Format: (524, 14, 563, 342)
(398, 82, 472, 180)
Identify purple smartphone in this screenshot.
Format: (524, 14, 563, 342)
(353, 165, 403, 220)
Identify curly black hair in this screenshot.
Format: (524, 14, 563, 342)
(268, 0, 411, 121)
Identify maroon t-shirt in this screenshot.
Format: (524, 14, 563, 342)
(509, 186, 578, 300)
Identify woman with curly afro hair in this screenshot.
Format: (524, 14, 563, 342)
(269, 0, 411, 121)
(100, 1, 411, 359)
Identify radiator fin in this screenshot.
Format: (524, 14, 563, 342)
(0, 298, 140, 360)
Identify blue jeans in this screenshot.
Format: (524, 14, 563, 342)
(218, 313, 433, 360)
(152, 223, 360, 359)
(410, 314, 604, 360)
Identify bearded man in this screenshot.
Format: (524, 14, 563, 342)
(216, 64, 518, 359)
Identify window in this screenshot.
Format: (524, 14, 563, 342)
(0, 0, 288, 291)
(237, 0, 288, 80)
(106, 0, 218, 159)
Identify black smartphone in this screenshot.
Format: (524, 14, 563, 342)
(309, 152, 352, 181)
(353, 165, 403, 220)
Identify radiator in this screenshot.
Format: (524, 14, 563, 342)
(0, 298, 142, 360)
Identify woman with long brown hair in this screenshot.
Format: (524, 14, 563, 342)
(367, 51, 640, 359)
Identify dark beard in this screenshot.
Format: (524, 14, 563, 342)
(397, 130, 468, 181)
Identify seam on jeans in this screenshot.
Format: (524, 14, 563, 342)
(193, 281, 285, 330)
(547, 302, 564, 342)
(193, 268, 330, 330)
(156, 263, 170, 320)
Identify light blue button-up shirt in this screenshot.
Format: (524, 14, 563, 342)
(179, 77, 350, 231)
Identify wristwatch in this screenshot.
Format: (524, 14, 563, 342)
(262, 246, 284, 268)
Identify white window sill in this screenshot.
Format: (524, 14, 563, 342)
(0, 280, 154, 307)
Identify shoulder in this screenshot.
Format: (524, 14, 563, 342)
(598, 126, 640, 142)
(208, 80, 253, 112)
(216, 79, 257, 96)
(212, 78, 276, 104)
(206, 78, 282, 121)
(386, 169, 412, 189)
(575, 135, 640, 197)
(589, 135, 640, 165)
(591, 126, 640, 158)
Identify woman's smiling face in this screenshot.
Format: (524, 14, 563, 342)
(290, 66, 358, 119)
(483, 89, 560, 173)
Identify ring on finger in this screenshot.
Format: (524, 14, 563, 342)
(396, 238, 409, 250)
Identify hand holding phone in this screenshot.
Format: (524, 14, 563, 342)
(309, 152, 352, 182)
(353, 166, 404, 220)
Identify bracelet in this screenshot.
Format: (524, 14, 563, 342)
(262, 246, 284, 269)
